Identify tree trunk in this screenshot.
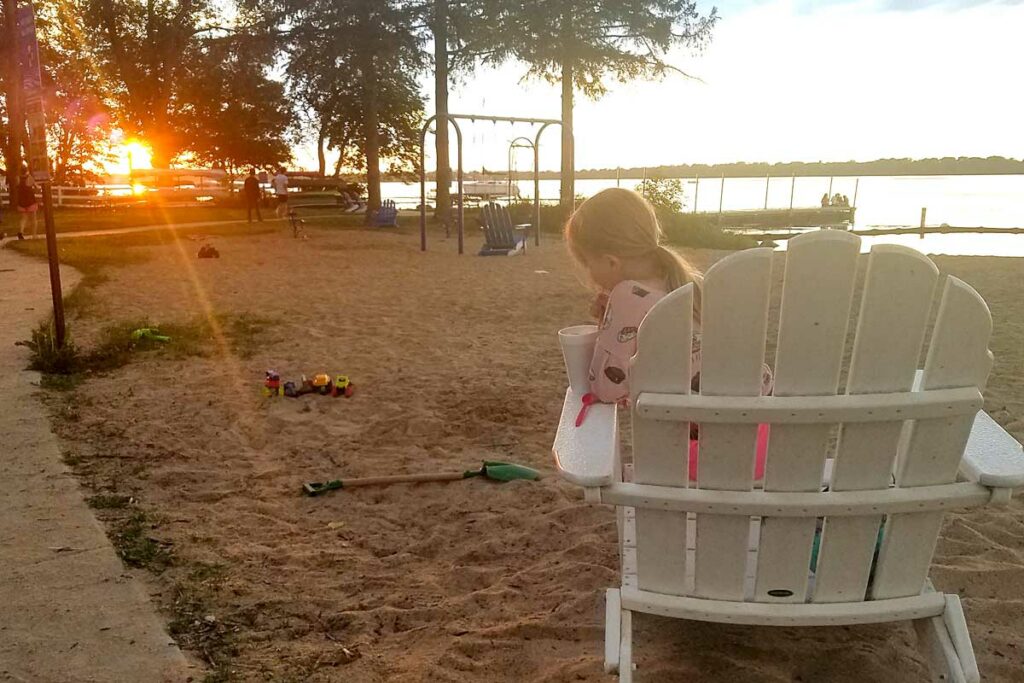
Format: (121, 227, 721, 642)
(559, 55, 575, 210)
(3, 0, 23, 209)
(333, 148, 344, 177)
(363, 64, 381, 220)
(317, 125, 327, 176)
(432, 0, 451, 224)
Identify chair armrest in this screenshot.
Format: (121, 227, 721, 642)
(513, 223, 531, 231)
(552, 388, 618, 488)
(960, 411, 1024, 488)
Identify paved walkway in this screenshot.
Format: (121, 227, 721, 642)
(0, 247, 197, 682)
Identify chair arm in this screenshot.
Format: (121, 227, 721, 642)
(513, 223, 532, 231)
(959, 411, 1024, 488)
(552, 388, 618, 488)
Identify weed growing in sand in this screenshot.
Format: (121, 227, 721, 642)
(168, 563, 237, 679)
(112, 511, 173, 571)
(17, 321, 82, 375)
(87, 493, 133, 510)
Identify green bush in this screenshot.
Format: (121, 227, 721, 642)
(636, 177, 685, 214)
(16, 322, 81, 375)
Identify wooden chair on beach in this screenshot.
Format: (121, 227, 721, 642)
(479, 202, 530, 256)
(553, 231, 1024, 682)
(370, 199, 398, 227)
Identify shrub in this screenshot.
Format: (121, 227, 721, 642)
(636, 177, 685, 214)
(16, 322, 81, 375)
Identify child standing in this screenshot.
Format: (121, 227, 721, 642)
(565, 188, 772, 404)
(16, 172, 39, 240)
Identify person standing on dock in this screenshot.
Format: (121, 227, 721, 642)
(243, 168, 263, 223)
(821, 192, 830, 207)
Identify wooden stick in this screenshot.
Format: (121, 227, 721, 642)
(337, 471, 468, 488)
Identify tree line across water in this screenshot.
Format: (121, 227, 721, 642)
(0, 0, 718, 217)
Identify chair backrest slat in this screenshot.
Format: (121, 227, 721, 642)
(813, 246, 938, 603)
(631, 285, 694, 595)
(693, 249, 774, 600)
(755, 231, 860, 603)
(870, 277, 992, 599)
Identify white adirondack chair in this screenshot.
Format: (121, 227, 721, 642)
(553, 231, 1024, 682)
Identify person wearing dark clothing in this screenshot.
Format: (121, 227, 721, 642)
(821, 192, 830, 208)
(243, 169, 263, 223)
(16, 172, 38, 239)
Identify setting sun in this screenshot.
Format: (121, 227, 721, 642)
(106, 137, 154, 175)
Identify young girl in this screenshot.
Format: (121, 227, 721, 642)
(566, 188, 772, 479)
(565, 187, 773, 404)
(17, 172, 38, 240)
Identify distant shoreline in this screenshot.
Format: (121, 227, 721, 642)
(379, 156, 1024, 182)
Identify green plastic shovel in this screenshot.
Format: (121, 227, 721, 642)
(302, 460, 540, 497)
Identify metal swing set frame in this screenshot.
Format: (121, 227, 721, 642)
(418, 113, 562, 254)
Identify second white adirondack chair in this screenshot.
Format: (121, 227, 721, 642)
(553, 231, 1024, 682)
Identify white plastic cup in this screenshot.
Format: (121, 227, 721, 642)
(558, 324, 599, 394)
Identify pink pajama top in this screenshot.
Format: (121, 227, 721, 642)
(588, 279, 773, 404)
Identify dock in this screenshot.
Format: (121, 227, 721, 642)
(711, 206, 855, 229)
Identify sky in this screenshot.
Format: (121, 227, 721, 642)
(295, 0, 1024, 173)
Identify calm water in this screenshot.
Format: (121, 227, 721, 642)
(385, 174, 1024, 257)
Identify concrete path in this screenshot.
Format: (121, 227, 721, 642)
(0, 247, 198, 682)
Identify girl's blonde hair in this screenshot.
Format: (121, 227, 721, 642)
(565, 187, 702, 295)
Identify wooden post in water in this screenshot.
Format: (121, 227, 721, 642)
(852, 178, 860, 208)
(827, 176, 834, 199)
(920, 207, 927, 240)
(789, 174, 796, 211)
(764, 174, 770, 209)
(693, 176, 699, 213)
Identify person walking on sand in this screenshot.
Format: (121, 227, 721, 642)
(272, 167, 289, 219)
(243, 168, 263, 223)
(16, 171, 39, 240)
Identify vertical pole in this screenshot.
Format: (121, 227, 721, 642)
(454, 120, 464, 254)
(616, 167, 620, 187)
(41, 182, 65, 347)
(852, 178, 860, 208)
(763, 174, 770, 210)
(919, 207, 926, 240)
(534, 122, 551, 247)
(789, 174, 796, 211)
(419, 117, 433, 251)
(693, 176, 699, 213)
(718, 173, 725, 216)
(827, 176, 834, 199)
(3, 0, 24, 210)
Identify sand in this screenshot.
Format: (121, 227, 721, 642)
(41, 225, 1024, 681)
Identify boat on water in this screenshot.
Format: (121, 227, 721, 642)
(429, 179, 520, 202)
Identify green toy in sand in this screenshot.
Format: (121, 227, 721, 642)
(131, 328, 171, 343)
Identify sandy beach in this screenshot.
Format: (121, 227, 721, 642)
(37, 225, 1024, 681)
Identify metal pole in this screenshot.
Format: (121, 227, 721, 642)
(453, 119, 464, 255)
(693, 176, 699, 213)
(852, 178, 860, 208)
(534, 122, 555, 247)
(419, 115, 436, 251)
(616, 167, 620, 187)
(920, 207, 926, 240)
(764, 174, 770, 210)
(789, 174, 796, 211)
(827, 176, 834, 199)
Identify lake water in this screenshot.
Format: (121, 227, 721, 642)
(383, 174, 1024, 257)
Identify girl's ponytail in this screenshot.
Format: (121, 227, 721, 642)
(654, 245, 703, 316)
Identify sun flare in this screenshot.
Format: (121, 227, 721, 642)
(108, 138, 154, 175)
